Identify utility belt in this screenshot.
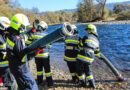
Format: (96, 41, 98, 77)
(65, 46, 78, 50)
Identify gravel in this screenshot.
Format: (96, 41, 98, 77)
(29, 57, 130, 90)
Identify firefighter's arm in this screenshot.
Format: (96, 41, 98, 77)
(0, 35, 6, 51)
(13, 38, 26, 61)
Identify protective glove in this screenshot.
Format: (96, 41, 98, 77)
(35, 47, 44, 54)
(95, 53, 101, 59)
(1, 51, 6, 55)
(31, 28, 36, 32)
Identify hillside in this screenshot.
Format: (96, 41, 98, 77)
(106, 1, 130, 9)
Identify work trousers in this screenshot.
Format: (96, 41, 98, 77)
(76, 59, 93, 79)
(10, 62, 38, 90)
(0, 67, 17, 90)
(66, 61, 77, 76)
(35, 57, 51, 84)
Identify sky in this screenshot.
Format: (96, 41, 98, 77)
(14, 0, 130, 12)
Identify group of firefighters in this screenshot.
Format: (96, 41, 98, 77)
(0, 13, 100, 90)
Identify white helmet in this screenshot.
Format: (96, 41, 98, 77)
(33, 19, 48, 31)
(71, 24, 77, 31)
(38, 21, 48, 30)
(0, 16, 10, 30)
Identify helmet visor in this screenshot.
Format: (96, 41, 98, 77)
(85, 28, 91, 31)
(38, 26, 46, 31)
(19, 24, 26, 33)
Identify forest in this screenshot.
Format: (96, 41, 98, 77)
(0, 0, 130, 24)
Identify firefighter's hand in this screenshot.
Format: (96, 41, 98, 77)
(35, 47, 44, 54)
(31, 28, 36, 32)
(1, 51, 6, 55)
(95, 53, 101, 59)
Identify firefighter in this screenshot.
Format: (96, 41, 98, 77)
(64, 25, 79, 83)
(77, 24, 100, 88)
(26, 19, 53, 87)
(0, 16, 17, 90)
(6, 13, 38, 90)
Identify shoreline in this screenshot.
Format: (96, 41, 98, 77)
(75, 20, 130, 25)
(48, 20, 130, 26)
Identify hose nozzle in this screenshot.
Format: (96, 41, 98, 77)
(62, 22, 74, 36)
(118, 76, 124, 81)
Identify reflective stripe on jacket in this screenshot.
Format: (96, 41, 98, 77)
(77, 34, 99, 63)
(64, 34, 80, 62)
(0, 33, 8, 68)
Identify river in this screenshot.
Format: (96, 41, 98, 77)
(48, 24, 130, 74)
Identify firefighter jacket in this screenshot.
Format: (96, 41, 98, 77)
(77, 33, 100, 64)
(0, 31, 8, 68)
(64, 34, 80, 62)
(26, 29, 50, 58)
(6, 27, 30, 72)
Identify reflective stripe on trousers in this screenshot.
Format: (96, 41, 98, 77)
(37, 71, 43, 76)
(78, 74, 85, 80)
(86, 75, 93, 80)
(71, 73, 77, 76)
(45, 72, 52, 77)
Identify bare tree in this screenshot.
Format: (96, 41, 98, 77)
(8, 0, 21, 14)
(32, 7, 39, 14)
(96, 0, 107, 19)
(77, 0, 97, 22)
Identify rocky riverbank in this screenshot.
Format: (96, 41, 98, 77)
(29, 57, 130, 90)
(78, 20, 130, 25)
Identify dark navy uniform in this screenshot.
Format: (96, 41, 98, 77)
(77, 33, 100, 87)
(6, 27, 38, 90)
(64, 33, 79, 82)
(26, 29, 53, 86)
(0, 31, 17, 90)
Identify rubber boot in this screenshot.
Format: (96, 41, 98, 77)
(118, 76, 124, 81)
(79, 79, 86, 87)
(72, 75, 79, 83)
(0, 77, 4, 87)
(88, 79, 96, 88)
(46, 77, 53, 88)
(37, 76, 43, 85)
(0, 77, 7, 90)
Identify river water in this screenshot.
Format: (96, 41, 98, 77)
(48, 24, 130, 74)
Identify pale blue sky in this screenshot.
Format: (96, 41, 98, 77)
(14, 0, 129, 12)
